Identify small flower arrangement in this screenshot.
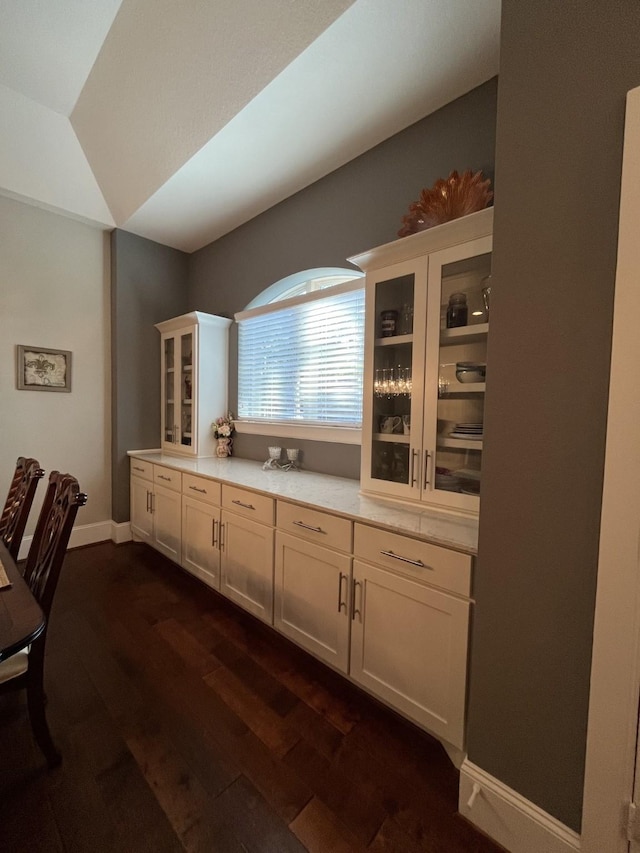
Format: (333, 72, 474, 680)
(212, 413, 234, 439)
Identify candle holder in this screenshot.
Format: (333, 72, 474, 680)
(262, 446, 282, 470)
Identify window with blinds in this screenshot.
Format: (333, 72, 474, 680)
(236, 277, 365, 429)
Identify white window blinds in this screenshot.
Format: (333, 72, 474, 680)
(237, 282, 365, 427)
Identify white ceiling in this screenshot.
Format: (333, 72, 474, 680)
(0, 0, 501, 253)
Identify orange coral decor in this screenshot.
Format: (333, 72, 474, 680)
(398, 170, 493, 237)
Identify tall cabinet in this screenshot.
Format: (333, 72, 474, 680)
(351, 208, 493, 514)
(155, 312, 232, 458)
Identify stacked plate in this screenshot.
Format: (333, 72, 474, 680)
(449, 422, 483, 440)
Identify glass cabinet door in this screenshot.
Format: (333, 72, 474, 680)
(163, 336, 175, 445)
(424, 236, 492, 508)
(365, 259, 427, 498)
(179, 332, 193, 448)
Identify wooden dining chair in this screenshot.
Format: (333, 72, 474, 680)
(0, 471, 87, 767)
(0, 457, 45, 561)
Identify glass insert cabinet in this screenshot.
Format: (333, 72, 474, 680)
(156, 312, 232, 458)
(351, 208, 493, 513)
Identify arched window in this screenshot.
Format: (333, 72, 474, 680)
(235, 268, 365, 441)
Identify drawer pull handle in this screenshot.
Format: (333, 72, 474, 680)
(337, 572, 347, 613)
(158, 474, 171, 481)
(293, 520, 325, 534)
(212, 518, 218, 548)
(189, 485, 207, 493)
(424, 450, 432, 490)
(220, 522, 225, 551)
(133, 465, 145, 473)
(352, 579, 362, 621)
(380, 549, 429, 569)
(232, 499, 255, 510)
(410, 450, 419, 487)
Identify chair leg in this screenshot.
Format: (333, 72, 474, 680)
(26, 651, 61, 768)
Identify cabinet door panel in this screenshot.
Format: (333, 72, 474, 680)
(130, 476, 153, 543)
(153, 483, 182, 562)
(351, 560, 469, 748)
(274, 532, 351, 672)
(182, 496, 220, 590)
(221, 510, 274, 623)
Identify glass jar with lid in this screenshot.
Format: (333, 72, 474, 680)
(446, 292, 468, 328)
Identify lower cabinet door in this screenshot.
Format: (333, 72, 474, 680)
(181, 496, 220, 590)
(152, 483, 182, 563)
(220, 510, 274, 624)
(274, 532, 351, 673)
(130, 476, 153, 543)
(350, 560, 470, 749)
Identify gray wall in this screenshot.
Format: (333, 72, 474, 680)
(111, 229, 189, 521)
(466, 1, 640, 831)
(188, 79, 498, 474)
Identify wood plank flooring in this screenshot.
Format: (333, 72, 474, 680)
(0, 541, 505, 852)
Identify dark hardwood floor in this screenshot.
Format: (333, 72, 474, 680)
(0, 541, 505, 852)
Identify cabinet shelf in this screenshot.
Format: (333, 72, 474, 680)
(375, 333, 413, 347)
(438, 437, 483, 450)
(182, 399, 192, 405)
(182, 364, 193, 372)
(440, 323, 488, 345)
(374, 433, 410, 444)
(441, 382, 485, 395)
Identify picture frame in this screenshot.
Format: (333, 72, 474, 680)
(16, 345, 72, 392)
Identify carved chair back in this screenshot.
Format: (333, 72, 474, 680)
(23, 472, 88, 617)
(0, 457, 45, 560)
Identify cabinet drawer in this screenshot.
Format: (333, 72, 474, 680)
(277, 501, 352, 552)
(153, 464, 182, 493)
(182, 473, 221, 506)
(130, 458, 153, 482)
(222, 485, 274, 526)
(353, 523, 471, 597)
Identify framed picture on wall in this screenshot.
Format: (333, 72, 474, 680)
(16, 345, 72, 392)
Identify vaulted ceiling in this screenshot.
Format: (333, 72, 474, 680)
(1, 0, 501, 253)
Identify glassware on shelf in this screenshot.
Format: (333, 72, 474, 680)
(481, 275, 492, 321)
(374, 367, 412, 397)
(398, 303, 414, 335)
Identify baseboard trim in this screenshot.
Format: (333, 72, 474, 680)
(459, 760, 581, 853)
(111, 521, 132, 544)
(17, 519, 128, 559)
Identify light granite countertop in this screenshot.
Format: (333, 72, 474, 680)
(128, 450, 479, 555)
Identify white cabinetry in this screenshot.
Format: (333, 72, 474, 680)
(351, 523, 471, 749)
(129, 453, 475, 753)
(220, 485, 275, 624)
(155, 311, 232, 458)
(352, 208, 493, 513)
(130, 461, 182, 561)
(181, 474, 222, 590)
(274, 502, 352, 672)
(130, 459, 154, 544)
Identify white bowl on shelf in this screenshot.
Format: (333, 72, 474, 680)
(455, 362, 486, 383)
